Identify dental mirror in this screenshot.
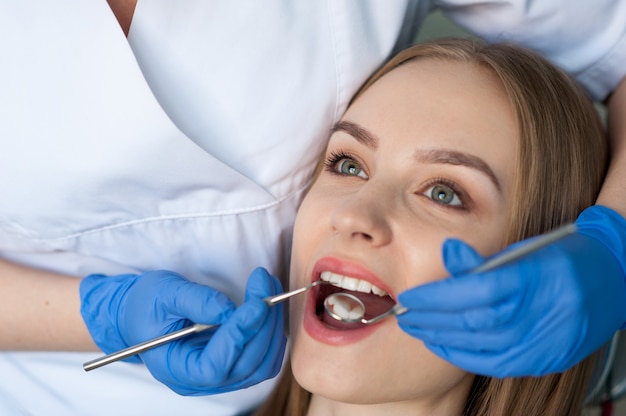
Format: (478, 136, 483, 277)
(323, 292, 407, 324)
(322, 223, 577, 326)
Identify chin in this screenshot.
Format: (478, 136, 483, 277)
(291, 360, 380, 406)
(290, 327, 475, 413)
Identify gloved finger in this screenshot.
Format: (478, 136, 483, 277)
(396, 299, 518, 331)
(159, 277, 237, 325)
(442, 238, 485, 275)
(265, 318, 287, 377)
(139, 335, 204, 391)
(220, 270, 285, 383)
(174, 296, 270, 386)
(442, 236, 543, 276)
(138, 269, 287, 394)
(256, 271, 287, 376)
(397, 271, 521, 312)
(181, 270, 281, 385)
(225, 302, 286, 387)
(244, 267, 283, 301)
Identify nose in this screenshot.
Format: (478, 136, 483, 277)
(329, 185, 393, 246)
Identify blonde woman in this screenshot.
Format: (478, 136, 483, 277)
(256, 38, 611, 415)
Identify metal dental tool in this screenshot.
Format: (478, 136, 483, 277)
(323, 223, 577, 325)
(83, 280, 331, 371)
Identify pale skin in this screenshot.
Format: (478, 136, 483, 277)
(0, 259, 96, 350)
(0, 1, 625, 368)
(106, 0, 137, 37)
(290, 59, 516, 416)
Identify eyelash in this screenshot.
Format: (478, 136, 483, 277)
(323, 150, 470, 210)
(419, 178, 469, 210)
(323, 150, 366, 177)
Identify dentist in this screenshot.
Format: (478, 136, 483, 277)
(0, 1, 625, 415)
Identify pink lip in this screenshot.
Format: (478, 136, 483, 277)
(302, 256, 393, 345)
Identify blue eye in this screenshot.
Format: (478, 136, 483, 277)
(424, 184, 463, 207)
(337, 159, 367, 178)
(324, 151, 369, 179)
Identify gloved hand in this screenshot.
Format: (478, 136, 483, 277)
(396, 205, 626, 377)
(80, 267, 286, 395)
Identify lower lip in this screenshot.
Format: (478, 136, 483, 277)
(302, 287, 380, 345)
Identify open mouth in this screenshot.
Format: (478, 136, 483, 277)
(314, 271, 396, 330)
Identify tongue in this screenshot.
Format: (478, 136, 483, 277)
(354, 291, 397, 319)
(321, 312, 364, 329)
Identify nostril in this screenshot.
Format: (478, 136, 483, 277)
(330, 203, 392, 246)
(352, 231, 373, 241)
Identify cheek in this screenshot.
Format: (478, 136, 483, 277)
(289, 186, 336, 285)
(290, 196, 322, 285)
(400, 231, 450, 288)
(288, 192, 326, 341)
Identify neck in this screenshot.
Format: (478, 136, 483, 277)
(106, 0, 137, 36)
(306, 390, 468, 416)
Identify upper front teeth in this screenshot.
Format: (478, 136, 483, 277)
(320, 271, 388, 296)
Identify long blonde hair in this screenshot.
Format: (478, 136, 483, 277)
(256, 38, 607, 416)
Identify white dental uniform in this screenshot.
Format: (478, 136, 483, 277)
(0, 1, 624, 415)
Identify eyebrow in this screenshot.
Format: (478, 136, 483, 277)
(331, 120, 379, 149)
(331, 120, 501, 191)
(414, 148, 501, 191)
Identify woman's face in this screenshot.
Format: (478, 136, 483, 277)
(289, 58, 518, 414)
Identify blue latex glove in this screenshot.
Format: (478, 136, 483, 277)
(80, 267, 286, 395)
(397, 205, 626, 377)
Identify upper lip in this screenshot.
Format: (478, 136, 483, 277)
(311, 256, 396, 299)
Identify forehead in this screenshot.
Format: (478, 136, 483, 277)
(340, 58, 518, 183)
